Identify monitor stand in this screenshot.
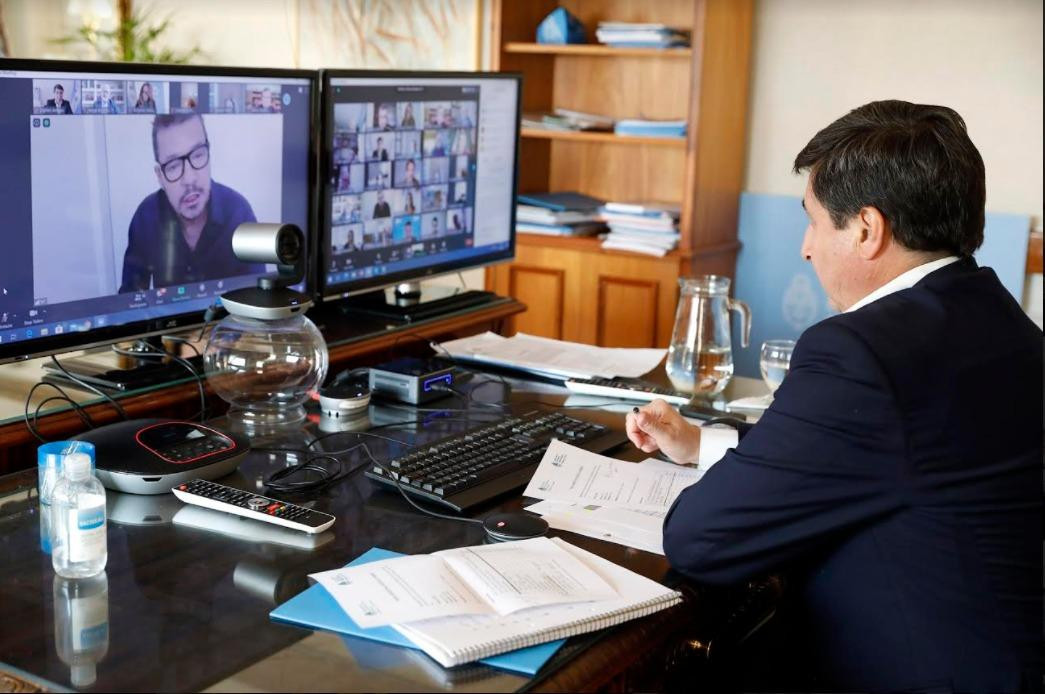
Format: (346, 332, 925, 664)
(42, 337, 204, 393)
(340, 282, 500, 322)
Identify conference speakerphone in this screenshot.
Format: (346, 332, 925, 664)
(75, 420, 249, 495)
(368, 357, 455, 405)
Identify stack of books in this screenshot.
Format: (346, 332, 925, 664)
(522, 108, 615, 132)
(599, 201, 681, 256)
(595, 22, 691, 49)
(614, 118, 687, 139)
(516, 191, 606, 237)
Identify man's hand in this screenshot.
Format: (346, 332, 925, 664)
(625, 399, 702, 464)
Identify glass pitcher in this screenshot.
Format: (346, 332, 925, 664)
(666, 276, 751, 397)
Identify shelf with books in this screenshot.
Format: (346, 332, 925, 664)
(489, 0, 753, 347)
(504, 42, 693, 59)
(520, 128, 687, 148)
(516, 232, 689, 259)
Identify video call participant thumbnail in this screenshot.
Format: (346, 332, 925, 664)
(46, 84, 73, 114)
(120, 113, 262, 292)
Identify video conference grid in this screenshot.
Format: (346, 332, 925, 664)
(328, 96, 478, 281)
(32, 78, 292, 116)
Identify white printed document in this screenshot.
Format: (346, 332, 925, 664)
(309, 537, 617, 628)
(526, 499, 667, 555)
(436, 331, 666, 379)
(523, 439, 704, 513)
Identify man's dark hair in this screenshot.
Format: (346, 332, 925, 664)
(793, 100, 985, 257)
(151, 112, 208, 162)
(54, 84, 64, 92)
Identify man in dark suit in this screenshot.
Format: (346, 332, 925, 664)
(627, 101, 1041, 692)
(44, 84, 73, 114)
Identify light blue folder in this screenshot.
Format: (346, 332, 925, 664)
(269, 547, 565, 676)
(731, 192, 1031, 378)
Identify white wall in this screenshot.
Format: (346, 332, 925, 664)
(744, 0, 1043, 325)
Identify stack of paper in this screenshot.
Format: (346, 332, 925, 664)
(522, 108, 615, 132)
(600, 201, 681, 256)
(523, 439, 706, 554)
(296, 537, 681, 668)
(516, 191, 607, 236)
(436, 331, 666, 380)
(595, 22, 691, 49)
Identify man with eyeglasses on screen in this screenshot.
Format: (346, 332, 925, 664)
(120, 113, 262, 292)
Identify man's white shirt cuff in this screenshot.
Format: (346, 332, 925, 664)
(697, 426, 738, 468)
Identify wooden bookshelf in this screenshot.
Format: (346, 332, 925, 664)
(505, 42, 693, 58)
(487, 0, 754, 348)
(520, 127, 687, 147)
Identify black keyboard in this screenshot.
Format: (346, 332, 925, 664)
(365, 411, 628, 511)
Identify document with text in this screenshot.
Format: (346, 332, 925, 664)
(522, 439, 704, 513)
(309, 536, 617, 628)
(525, 499, 666, 555)
(437, 331, 667, 379)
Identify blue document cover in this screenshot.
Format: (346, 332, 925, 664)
(269, 547, 565, 676)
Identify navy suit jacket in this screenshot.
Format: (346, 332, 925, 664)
(663, 258, 1042, 692)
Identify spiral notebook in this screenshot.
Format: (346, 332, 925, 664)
(272, 539, 681, 670)
(270, 547, 564, 676)
(388, 538, 681, 668)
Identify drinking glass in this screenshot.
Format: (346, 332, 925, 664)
(759, 340, 796, 400)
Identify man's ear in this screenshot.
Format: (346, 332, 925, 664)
(856, 205, 889, 260)
(154, 164, 163, 187)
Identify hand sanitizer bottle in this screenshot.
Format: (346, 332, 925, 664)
(51, 452, 107, 578)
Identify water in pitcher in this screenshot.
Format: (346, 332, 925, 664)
(666, 276, 750, 397)
(666, 345, 734, 396)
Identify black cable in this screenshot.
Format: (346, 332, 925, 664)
(24, 381, 97, 443)
(350, 433, 484, 527)
(196, 301, 225, 343)
(431, 383, 510, 411)
(161, 334, 203, 360)
(111, 341, 207, 422)
(47, 355, 128, 421)
(258, 414, 504, 499)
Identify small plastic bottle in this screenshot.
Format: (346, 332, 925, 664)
(51, 452, 107, 578)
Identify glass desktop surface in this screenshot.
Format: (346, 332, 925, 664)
(0, 374, 712, 693)
(0, 296, 513, 428)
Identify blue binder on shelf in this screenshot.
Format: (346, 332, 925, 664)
(516, 191, 605, 212)
(269, 547, 566, 676)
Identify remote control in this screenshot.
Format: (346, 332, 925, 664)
(564, 376, 692, 406)
(171, 479, 336, 534)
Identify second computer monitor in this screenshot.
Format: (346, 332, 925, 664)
(319, 71, 520, 298)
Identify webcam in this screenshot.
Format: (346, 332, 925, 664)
(220, 223, 312, 320)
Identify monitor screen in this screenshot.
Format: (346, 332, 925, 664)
(319, 71, 519, 297)
(0, 60, 315, 365)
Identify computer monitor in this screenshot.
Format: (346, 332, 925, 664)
(0, 59, 316, 366)
(318, 70, 520, 308)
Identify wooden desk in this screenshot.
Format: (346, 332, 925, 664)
(0, 299, 524, 475)
(0, 367, 767, 692)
